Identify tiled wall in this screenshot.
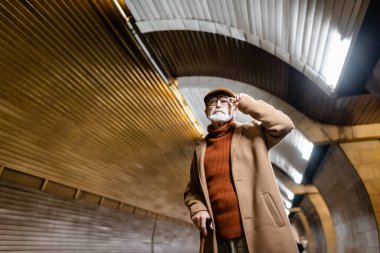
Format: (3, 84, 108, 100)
(341, 140, 380, 240)
(292, 210, 314, 253)
(0, 181, 199, 252)
(313, 145, 379, 253)
(300, 195, 328, 253)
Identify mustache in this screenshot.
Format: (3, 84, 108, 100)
(210, 110, 226, 114)
(211, 112, 226, 116)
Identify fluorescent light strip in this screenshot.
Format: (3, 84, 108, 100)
(297, 131, 314, 161)
(283, 197, 292, 209)
(320, 30, 351, 90)
(113, 1, 204, 138)
(288, 166, 303, 184)
(113, 0, 170, 85)
(277, 180, 295, 200)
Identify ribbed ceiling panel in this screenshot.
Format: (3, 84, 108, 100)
(146, 30, 289, 99)
(294, 72, 380, 125)
(0, 0, 198, 220)
(125, 0, 369, 91)
(144, 30, 380, 125)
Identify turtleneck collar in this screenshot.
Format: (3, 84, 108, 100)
(207, 120, 235, 138)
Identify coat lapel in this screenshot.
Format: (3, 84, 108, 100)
(231, 122, 243, 162)
(196, 140, 208, 203)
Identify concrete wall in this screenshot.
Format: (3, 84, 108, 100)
(341, 140, 380, 236)
(313, 145, 379, 253)
(300, 195, 328, 253)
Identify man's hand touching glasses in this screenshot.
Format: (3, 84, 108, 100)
(232, 93, 246, 108)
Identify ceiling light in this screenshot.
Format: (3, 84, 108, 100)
(283, 198, 292, 209)
(287, 191, 294, 200)
(320, 30, 351, 91)
(289, 166, 303, 184)
(113, 0, 204, 139)
(277, 181, 295, 200)
(298, 134, 313, 161)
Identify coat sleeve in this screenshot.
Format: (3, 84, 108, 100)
(238, 95, 294, 149)
(184, 151, 208, 217)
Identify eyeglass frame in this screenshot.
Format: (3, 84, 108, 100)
(206, 96, 234, 107)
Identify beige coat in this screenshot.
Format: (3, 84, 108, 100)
(184, 96, 299, 253)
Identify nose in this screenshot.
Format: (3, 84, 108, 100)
(215, 99, 222, 107)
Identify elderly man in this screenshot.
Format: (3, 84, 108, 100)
(184, 88, 298, 253)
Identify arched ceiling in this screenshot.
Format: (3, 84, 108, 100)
(120, 0, 380, 211)
(125, 0, 370, 92)
(141, 30, 380, 125)
(1, 0, 380, 224)
(123, 0, 380, 126)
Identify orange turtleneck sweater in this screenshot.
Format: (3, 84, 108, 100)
(204, 120, 243, 239)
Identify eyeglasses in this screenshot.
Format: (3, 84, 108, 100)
(206, 97, 232, 107)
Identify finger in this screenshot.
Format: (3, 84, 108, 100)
(196, 217, 201, 230)
(192, 216, 197, 226)
(209, 222, 214, 230)
(192, 216, 197, 225)
(201, 217, 207, 236)
(193, 218, 198, 228)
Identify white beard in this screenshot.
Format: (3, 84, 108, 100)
(207, 111, 233, 123)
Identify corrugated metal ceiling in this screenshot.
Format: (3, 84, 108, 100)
(0, 0, 198, 221)
(143, 30, 380, 125)
(125, 0, 370, 91)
